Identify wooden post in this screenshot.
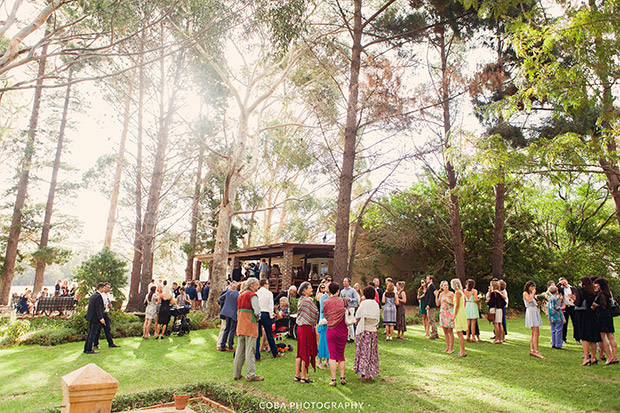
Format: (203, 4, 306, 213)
(282, 247, 294, 290)
(61, 363, 118, 413)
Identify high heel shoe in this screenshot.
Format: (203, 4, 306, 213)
(582, 359, 592, 366)
(590, 358, 598, 365)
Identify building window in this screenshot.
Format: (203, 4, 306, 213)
(320, 262, 328, 276)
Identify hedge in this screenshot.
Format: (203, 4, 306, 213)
(40, 381, 300, 413)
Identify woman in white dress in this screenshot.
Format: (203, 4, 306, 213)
(142, 286, 158, 339)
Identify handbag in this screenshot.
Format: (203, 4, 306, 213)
(611, 299, 620, 317)
(344, 305, 356, 326)
(487, 307, 496, 323)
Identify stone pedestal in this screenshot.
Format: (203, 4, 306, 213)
(61, 363, 119, 413)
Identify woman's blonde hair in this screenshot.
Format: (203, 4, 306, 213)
(440, 280, 449, 289)
(450, 278, 463, 291)
(397, 281, 405, 289)
(386, 283, 395, 293)
(162, 286, 173, 300)
(279, 296, 289, 307)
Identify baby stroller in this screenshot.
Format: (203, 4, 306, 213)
(170, 306, 191, 336)
(273, 317, 290, 341)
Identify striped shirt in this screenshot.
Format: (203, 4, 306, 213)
(296, 297, 319, 326)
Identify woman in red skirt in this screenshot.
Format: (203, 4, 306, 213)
(294, 282, 319, 383)
(323, 282, 349, 386)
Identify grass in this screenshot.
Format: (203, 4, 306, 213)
(0, 315, 619, 413)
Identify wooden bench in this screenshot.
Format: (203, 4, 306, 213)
(35, 297, 76, 316)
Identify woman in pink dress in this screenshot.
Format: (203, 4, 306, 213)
(323, 282, 349, 386)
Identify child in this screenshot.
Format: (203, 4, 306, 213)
(547, 285, 565, 349)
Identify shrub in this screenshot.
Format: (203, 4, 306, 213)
(112, 320, 143, 338)
(609, 276, 620, 303)
(20, 329, 51, 346)
(187, 312, 205, 330)
(73, 247, 128, 303)
(66, 308, 89, 335)
(288, 297, 298, 314)
(405, 315, 420, 325)
(109, 382, 300, 413)
(0, 319, 30, 346)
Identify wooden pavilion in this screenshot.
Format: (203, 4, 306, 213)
(194, 242, 334, 293)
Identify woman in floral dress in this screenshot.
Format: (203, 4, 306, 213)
(354, 286, 381, 381)
(438, 281, 455, 354)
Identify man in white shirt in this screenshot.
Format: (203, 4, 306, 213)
(340, 277, 360, 342)
(255, 279, 284, 361)
(94, 282, 120, 349)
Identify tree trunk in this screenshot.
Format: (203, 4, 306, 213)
(0, 30, 49, 305)
(205, 117, 248, 319)
(592, 14, 620, 228)
(137, 30, 181, 307)
(439, 28, 466, 282)
(104, 81, 133, 248)
(333, 0, 362, 285)
(491, 179, 505, 279)
(33, 70, 72, 294)
(126, 42, 145, 312)
(204, 193, 236, 319)
(185, 142, 205, 281)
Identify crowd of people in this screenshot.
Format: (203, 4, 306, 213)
(218, 271, 617, 384)
(141, 279, 211, 339)
(71, 260, 620, 379)
(217, 271, 408, 384)
(415, 274, 618, 364)
(13, 279, 79, 314)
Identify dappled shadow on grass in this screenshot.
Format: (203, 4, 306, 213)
(1, 317, 619, 413)
(379, 320, 620, 413)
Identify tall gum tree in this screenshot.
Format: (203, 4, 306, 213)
(174, 0, 311, 318)
(381, 0, 480, 282)
(0, 28, 50, 305)
(491, 0, 620, 228)
(32, 70, 74, 293)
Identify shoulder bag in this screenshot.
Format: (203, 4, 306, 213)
(343, 300, 356, 326)
(611, 298, 620, 317)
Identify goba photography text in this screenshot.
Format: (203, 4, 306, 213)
(259, 401, 365, 410)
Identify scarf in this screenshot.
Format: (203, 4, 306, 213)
(355, 299, 380, 335)
(323, 295, 347, 329)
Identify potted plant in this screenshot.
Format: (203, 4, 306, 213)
(174, 394, 190, 410)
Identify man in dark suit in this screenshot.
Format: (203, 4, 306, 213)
(84, 283, 106, 354)
(424, 275, 439, 339)
(94, 282, 120, 350)
(275, 285, 297, 305)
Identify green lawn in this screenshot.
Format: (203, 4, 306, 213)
(1, 315, 619, 413)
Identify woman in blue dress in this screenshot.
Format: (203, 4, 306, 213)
(317, 283, 330, 368)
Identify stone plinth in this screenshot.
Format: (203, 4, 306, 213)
(61, 363, 119, 413)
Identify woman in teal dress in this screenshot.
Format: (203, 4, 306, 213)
(317, 284, 330, 368)
(417, 279, 429, 337)
(464, 279, 480, 342)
